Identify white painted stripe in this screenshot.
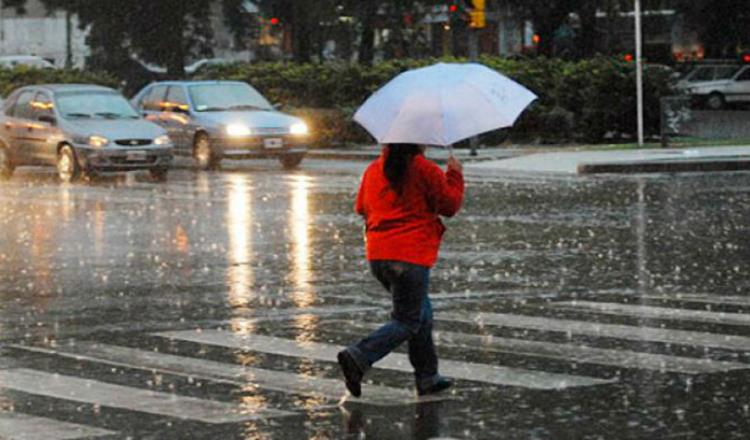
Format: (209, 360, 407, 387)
(0, 412, 115, 440)
(11, 343, 444, 406)
(434, 331, 747, 374)
(643, 294, 750, 307)
(438, 312, 750, 352)
(0, 369, 294, 424)
(556, 301, 750, 326)
(155, 330, 615, 390)
(348, 322, 749, 374)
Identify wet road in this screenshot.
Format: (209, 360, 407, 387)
(1, 158, 750, 439)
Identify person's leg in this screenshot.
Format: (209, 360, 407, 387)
(349, 261, 427, 368)
(407, 272, 453, 395)
(408, 289, 438, 384)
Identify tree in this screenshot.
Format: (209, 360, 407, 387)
(674, 0, 750, 58)
(36, 0, 250, 78)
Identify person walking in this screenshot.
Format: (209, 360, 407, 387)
(337, 143, 464, 397)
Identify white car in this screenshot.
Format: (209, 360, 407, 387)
(0, 55, 56, 69)
(676, 64, 750, 109)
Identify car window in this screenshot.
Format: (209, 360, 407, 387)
(141, 85, 168, 111)
(735, 68, 750, 81)
(31, 92, 54, 119)
(56, 90, 139, 120)
(164, 86, 189, 112)
(3, 93, 20, 116)
(688, 67, 714, 82)
(12, 90, 35, 119)
(715, 66, 740, 80)
(188, 83, 272, 112)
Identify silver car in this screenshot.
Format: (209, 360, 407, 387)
(132, 81, 308, 169)
(0, 84, 173, 182)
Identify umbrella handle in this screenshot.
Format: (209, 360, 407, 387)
(447, 145, 454, 157)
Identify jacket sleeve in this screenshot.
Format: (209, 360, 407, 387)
(423, 162, 464, 217)
(354, 169, 367, 216)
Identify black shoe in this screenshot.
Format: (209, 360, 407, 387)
(417, 376, 453, 396)
(337, 350, 363, 397)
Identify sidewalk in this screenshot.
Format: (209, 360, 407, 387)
(309, 145, 750, 174)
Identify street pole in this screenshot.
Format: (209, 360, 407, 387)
(468, 28, 479, 156)
(634, 0, 644, 147)
(65, 11, 72, 69)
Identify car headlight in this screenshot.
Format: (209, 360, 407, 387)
(290, 122, 309, 136)
(226, 123, 252, 137)
(88, 135, 110, 148)
(154, 134, 172, 146)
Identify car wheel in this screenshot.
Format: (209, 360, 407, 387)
(0, 146, 14, 180)
(193, 133, 219, 170)
(706, 92, 725, 110)
(280, 153, 304, 170)
(150, 167, 168, 182)
(57, 145, 81, 183)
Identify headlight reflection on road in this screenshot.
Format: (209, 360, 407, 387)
(288, 175, 320, 348)
(289, 175, 312, 304)
(226, 174, 255, 322)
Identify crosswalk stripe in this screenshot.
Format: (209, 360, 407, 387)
(555, 301, 750, 326)
(11, 343, 445, 406)
(347, 322, 749, 374)
(643, 294, 750, 307)
(438, 312, 750, 352)
(0, 412, 115, 440)
(155, 330, 616, 390)
(0, 368, 295, 424)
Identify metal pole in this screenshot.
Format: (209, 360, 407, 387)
(65, 11, 72, 69)
(635, 0, 644, 147)
(468, 29, 479, 156)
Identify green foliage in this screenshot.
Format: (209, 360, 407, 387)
(198, 56, 674, 145)
(0, 67, 118, 97)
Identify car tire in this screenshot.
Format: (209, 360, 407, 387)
(0, 146, 14, 180)
(280, 153, 304, 170)
(150, 167, 168, 182)
(57, 145, 80, 183)
(706, 92, 725, 110)
(193, 133, 220, 170)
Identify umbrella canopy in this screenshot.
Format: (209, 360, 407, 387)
(354, 62, 537, 146)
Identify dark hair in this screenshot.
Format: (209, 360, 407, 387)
(383, 143, 421, 193)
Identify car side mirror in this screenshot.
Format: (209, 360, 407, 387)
(38, 114, 56, 125)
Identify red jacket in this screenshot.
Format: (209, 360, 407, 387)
(355, 150, 464, 267)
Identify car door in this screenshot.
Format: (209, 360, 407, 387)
(5, 90, 37, 163)
(162, 85, 191, 151)
(137, 84, 168, 126)
(725, 67, 750, 104)
(27, 91, 57, 163)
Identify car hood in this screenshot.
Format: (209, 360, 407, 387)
(66, 118, 166, 139)
(198, 110, 303, 130)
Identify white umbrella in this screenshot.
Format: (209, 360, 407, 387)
(353, 62, 537, 147)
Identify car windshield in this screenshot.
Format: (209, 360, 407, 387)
(188, 83, 272, 112)
(688, 66, 741, 82)
(56, 90, 139, 120)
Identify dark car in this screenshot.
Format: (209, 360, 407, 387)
(0, 84, 173, 182)
(131, 81, 308, 170)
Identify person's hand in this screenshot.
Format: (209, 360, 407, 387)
(447, 155, 462, 173)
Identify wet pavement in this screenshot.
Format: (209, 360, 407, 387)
(1, 157, 750, 439)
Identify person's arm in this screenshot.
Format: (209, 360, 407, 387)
(354, 169, 367, 216)
(424, 157, 464, 217)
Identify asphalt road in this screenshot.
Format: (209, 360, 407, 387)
(1, 158, 750, 439)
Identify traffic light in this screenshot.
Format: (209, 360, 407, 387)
(469, 0, 485, 29)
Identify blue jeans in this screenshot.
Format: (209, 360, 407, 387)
(346, 260, 440, 389)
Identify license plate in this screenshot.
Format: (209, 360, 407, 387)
(126, 150, 147, 161)
(264, 138, 283, 149)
